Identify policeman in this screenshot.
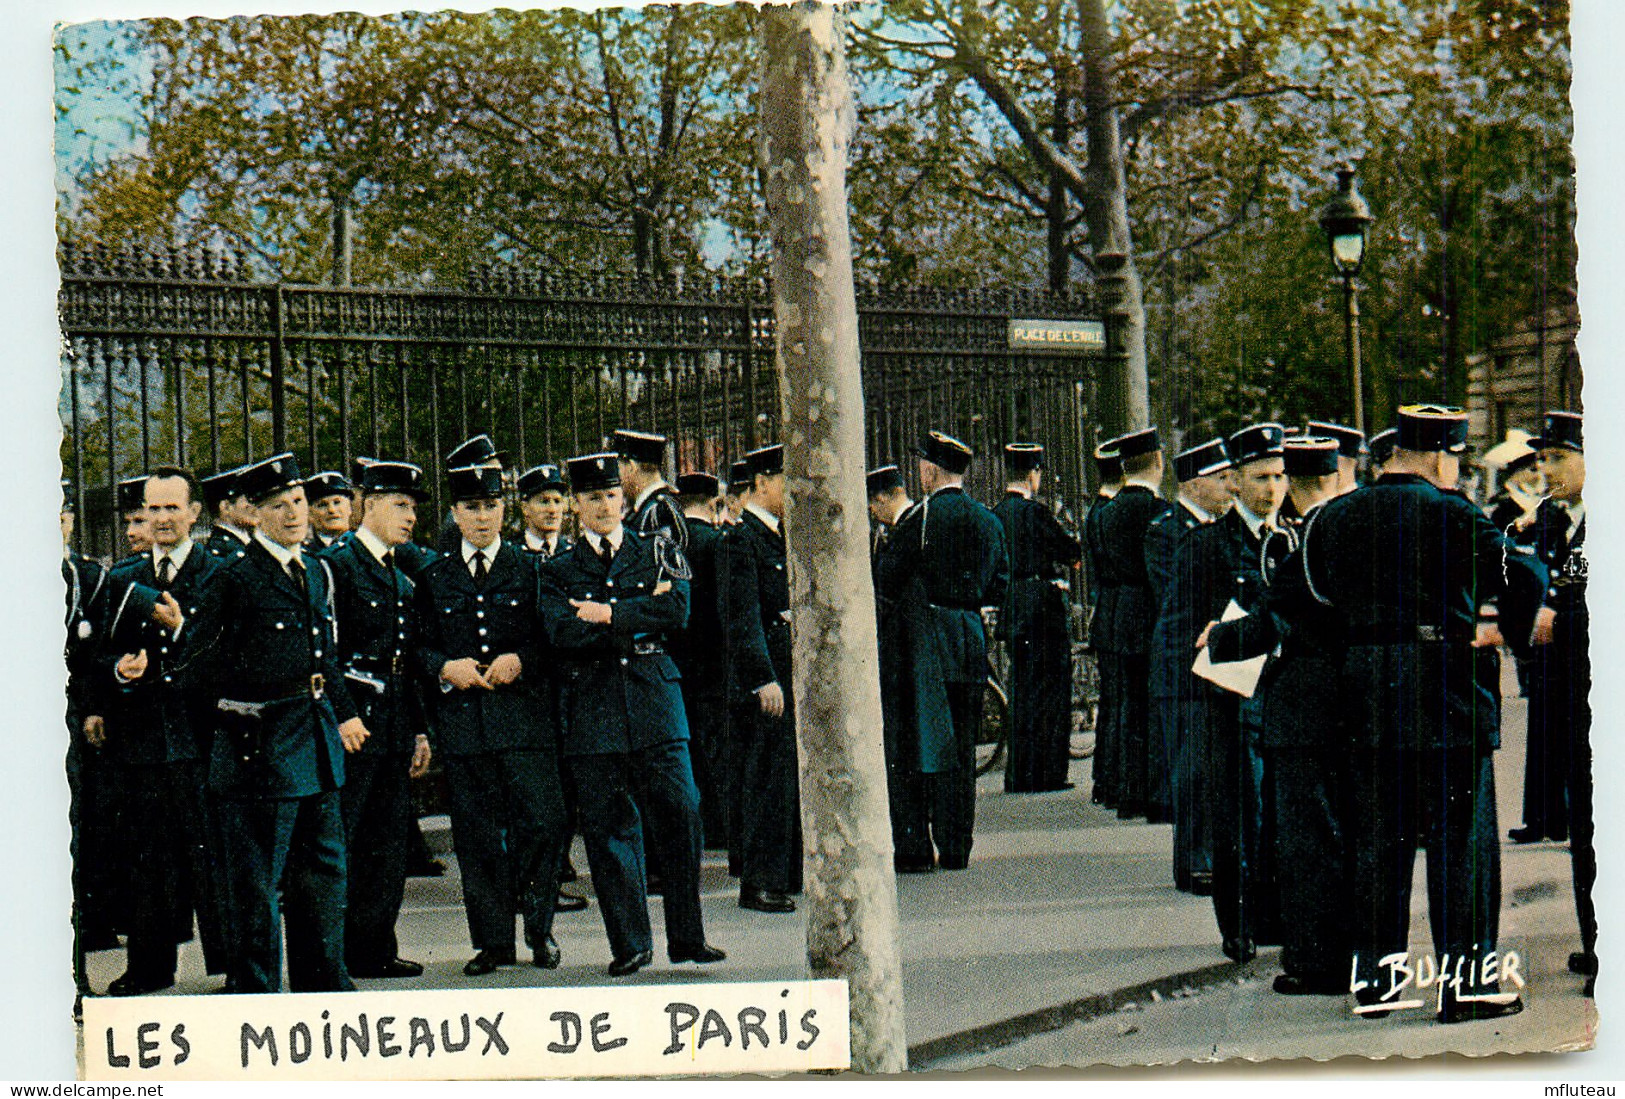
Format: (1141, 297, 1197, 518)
(616, 429, 690, 550)
(723, 460, 753, 526)
(538, 453, 725, 975)
(993, 443, 1082, 793)
(1083, 442, 1123, 807)
(1204, 435, 1348, 995)
(720, 446, 801, 912)
(1144, 437, 1232, 894)
(1090, 428, 1172, 821)
(185, 452, 367, 993)
(866, 465, 910, 557)
(321, 460, 433, 979)
(1167, 423, 1287, 963)
(62, 487, 119, 1000)
(118, 475, 153, 558)
(1523, 411, 1594, 994)
(436, 435, 507, 554)
(200, 467, 253, 562)
(670, 471, 732, 851)
(304, 470, 354, 551)
(1305, 421, 1366, 496)
(413, 464, 569, 976)
(1286, 405, 1544, 1021)
(1365, 427, 1398, 481)
(518, 463, 573, 559)
(94, 467, 231, 995)
(875, 431, 1008, 871)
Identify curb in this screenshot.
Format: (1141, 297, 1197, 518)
(907, 952, 1277, 1069)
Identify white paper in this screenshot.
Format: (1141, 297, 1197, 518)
(1192, 599, 1267, 698)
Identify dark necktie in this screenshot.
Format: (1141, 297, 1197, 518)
(382, 549, 396, 573)
(598, 538, 614, 570)
(472, 550, 489, 587)
(156, 557, 174, 589)
(287, 556, 308, 601)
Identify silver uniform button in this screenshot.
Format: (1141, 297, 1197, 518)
(477, 611, 485, 618)
(620, 657, 628, 666)
(481, 645, 490, 654)
(275, 622, 285, 630)
(478, 628, 488, 636)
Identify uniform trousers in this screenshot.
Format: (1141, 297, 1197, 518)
(1345, 746, 1502, 995)
(1517, 653, 1570, 841)
(1004, 595, 1074, 793)
(340, 752, 412, 969)
(1265, 746, 1348, 980)
(1115, 654, 1153, 818)
(443, 751, 568, 954)
(1161, 691, 1213, 892)
(683, 687, 733, 851)
(737, 703, 802, 894)
(1530, 641, 1595, 955)
(217, 789, 353, 993)
(1091, 653, 1120, 806)
(120, 758, 231, 982)
(890, 682, 983, 869)
(569, 740, 706, 958)
(1206, 691, 1269, 947)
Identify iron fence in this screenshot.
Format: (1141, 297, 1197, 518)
(58, 243, 1104, 558)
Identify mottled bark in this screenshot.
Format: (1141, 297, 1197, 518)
(759, 2, 908, 1074)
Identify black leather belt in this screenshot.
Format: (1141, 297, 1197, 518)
(351, 654, 406, 677)
(929, 601, 983, 612)
(631, 640, 667, 657)
(227, 673, 326, 703)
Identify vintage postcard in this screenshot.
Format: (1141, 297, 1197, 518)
(11, 0, 1619, 1083)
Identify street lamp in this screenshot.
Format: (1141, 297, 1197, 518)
(1318, 165, 1374, 435)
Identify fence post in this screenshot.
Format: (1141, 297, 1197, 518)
(270, 284, 288, 453)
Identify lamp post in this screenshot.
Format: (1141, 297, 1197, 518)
(1318, 166, 1374, 436)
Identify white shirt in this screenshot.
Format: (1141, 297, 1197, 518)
(744, 501, 782, 535)
(354, 525, 394, 566)
(1124, 474, 1163, 494)
(254, 530, 304, 572)
(1233, 500, 1271, 540)
(582, 527, 625, 557)
(151, 537, 194, 578)
(1177, 496, 1214, 524)
(461, 537, 501, 578)
(525, 529, 561, 555)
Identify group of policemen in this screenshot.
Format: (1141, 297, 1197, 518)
(1084, 403, 1592, 1022)
(60, 400, 1592, 1022)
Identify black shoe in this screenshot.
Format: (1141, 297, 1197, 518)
(670, 942, 728, 965)
(1273, 973, 1346, 996)
(894, 855, 935, 874)
(1570, 950, 1599, 976)
(1439, 995, 1524, 1024)
(556, 890, 588, 913)
(647, 875, 665, 897)
(350, 957, 424, 979)
(1354, 986, 1392, 1019)
(533, 938, 561, 970)
(937, 856, 970, 871)
(1222, 937, 1256, 964)
(608, 949, 653, 977)
(80, 928, 122, 953)
(1507, 826, 1545, 844)
(107, 972, 175, 997)
(739, 886, 796, 913)
(462, 949, 516, 977)
(1189, 872, 1214, 897)
(409, 857, 447, 878)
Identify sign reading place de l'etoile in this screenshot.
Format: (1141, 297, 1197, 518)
(1007, 318, 1107, 352)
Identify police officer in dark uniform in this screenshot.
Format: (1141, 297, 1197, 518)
(1523, 411, 1595, 994)
(1090, 428, 1173, 820)
(1280, 406, 1544, 1021)
(1168, 423, 1287, 963)
(617, 429, 690, 550)
(720, 445, 801, 913)
(185, 452, 366, 993)
(866, 465, 910, 558)
(1203, 435, 1349, 995)
(200, 467, 253, 562)
(94, 467, 232, 995)
(875, 430, 1008, 871)
(518, 463, 574, 560)
(1306, 420, 1366, 496)
(670, 471, 731, 851)
(118, 475, 154, 558)
(724, 460, 753, 526)
(993, 443, 1082, 793)
(413, 463, 569, 975)
(538, 453, 725, 975)
(1365, 427, 1398, 482)
(1145, 437, 1232, 894)
(320, 460, 433, 979)
(304, 470, 354, 552)
(435, 435, 507, 554)
(62, 487, 119, 1001)
(1083, 442, 1123, 807)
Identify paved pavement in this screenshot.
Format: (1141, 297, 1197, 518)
(81, 659, 1598, 1074)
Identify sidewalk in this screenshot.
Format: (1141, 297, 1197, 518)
(83, 668, 1597, 1073)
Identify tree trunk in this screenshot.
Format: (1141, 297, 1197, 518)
(1077, 0, 1149, 432)
(1047, 88, 1071, 292)
(759, 2, 909, 1074)
(330, 191, 353, 287)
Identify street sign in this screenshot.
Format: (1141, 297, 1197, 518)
(1007, 318, 1106, 352)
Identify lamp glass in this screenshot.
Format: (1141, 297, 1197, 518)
(1330, 231, 1365, 272)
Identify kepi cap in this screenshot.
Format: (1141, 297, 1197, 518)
(867, 465, 904, 497)
(304, 470, 353, 501)
(674, 472, 721, 498)
(1396, 404, 1469, 454)
(1105, 427, 1161, 461)
(915, 430, 973, 475)
(235, 453, 304, 505)
(746, 444, 785, 478)
(1368, 428, 1399, 467)
(1173, 438, 1232, 482)
(446, 464, 504, 502)
(517, 463, 568, 499)
(567, 452, 621, 493)
(1227, 423, 1286, 467)
(614, 429, 668, 468)
(444, 433, 506, 469)
(1531, 410, 1583, 454)
(1283, 436, 1340, 478)
(1306, 420, 1366, 459)
(1003, 443, 1044, 473)
(361, 460, 430, 500)
(1092, 442, 1123, 483)
(727, 461, 752, 494)
(199, 467, 243, 510)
